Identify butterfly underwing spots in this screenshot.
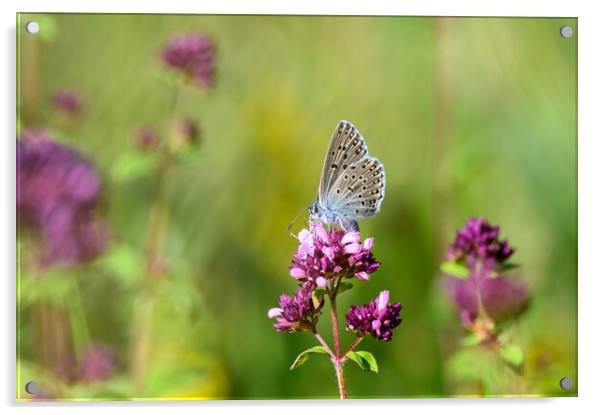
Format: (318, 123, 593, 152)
(343, 154, 348, 159)
(336, 188, 341, 194)
(352, 175, 356, 179)
(343, 164, 348, 169)
(331, 163, 338, 169)
(331, 151, 335, 156)
(350, 165, 356, 170)
(362, 186, 367, 190)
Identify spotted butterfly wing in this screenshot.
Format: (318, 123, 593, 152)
(317, 121, 386, 228)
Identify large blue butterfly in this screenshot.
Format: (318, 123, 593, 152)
(308, 120, 386, 231)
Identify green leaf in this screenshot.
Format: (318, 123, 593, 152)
(111, 151, 159, 182)
(498, 343, 525, 371)
(100, 244, 144, 285)
(496, 263, 520, 273)
(346, 350, 379, 373)
(290, 346, 329, 370)
(337, 282, 354, 294)
(440, 261, 470, 279)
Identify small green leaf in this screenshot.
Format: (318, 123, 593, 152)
(496, 263, 520, 273)
(337, 282, 354, 294)
(100, 244, 144, 285)
(440, 261, 470, 279)
(498, 343, 524, 371)
(290, 346, 329, 370)
(111, 151, 159, 182)
(346, 350, 379, 373)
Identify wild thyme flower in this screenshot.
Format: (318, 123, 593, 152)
(289, 222, 380, 285)
(161, 33, 216, 88)
(17, 131, 108, 266)
(346, 291, 402, 342)
(447, 217, 514, 270)
(50, 89, 82, 114)
(444, 217, 529, 334)
(268, 282, 322, 333)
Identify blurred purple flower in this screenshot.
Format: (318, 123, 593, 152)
(161, 33, 216, 88)
(346, 291, 402, 342)
(447, 217, 514, 270)
(80, 344, 116, 382)
(134, 126, 160, 150)
(268, 282, 322, 333)
(446, 275, 530, 328)
(50, 89, 82, 114)
(290, 222, 380, 285)
(17, 130, 108, 266)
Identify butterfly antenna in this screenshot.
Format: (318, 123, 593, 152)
(286, 205, 310, 239)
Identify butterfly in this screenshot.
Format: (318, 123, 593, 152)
(307, 120, 386, 232)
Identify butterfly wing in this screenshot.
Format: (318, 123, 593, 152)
(324, 156, 386, 222)
(318, 120, 369, 206)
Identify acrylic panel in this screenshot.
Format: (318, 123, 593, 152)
(16, 13, 577, 400)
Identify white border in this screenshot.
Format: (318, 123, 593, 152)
(2, 1, 600, 414)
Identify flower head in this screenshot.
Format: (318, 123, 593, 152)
(50, 89, 82, 115)
(80, 344, 116, 382)
(447, 217, 514, 269)
(268, 282, 321, 333)
(17, 130, 108, 266)
(346, 291, 402, 341)
(161, 33, 216, 88)
(289, 222, 380, 285)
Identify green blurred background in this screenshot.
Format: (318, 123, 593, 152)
(17, 14, 577, 399)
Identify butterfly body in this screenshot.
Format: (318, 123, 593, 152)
(309, 120, 386, 232)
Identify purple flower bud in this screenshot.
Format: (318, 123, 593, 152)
(346, 291, 402, 341)
(267, 307, 283, 318)
(50, 89, 82, 114)
(316, 276, 328, 288)
(341, 232, 360, 245)
(17, 131, 109, 267)
(161, 33, 216, 89)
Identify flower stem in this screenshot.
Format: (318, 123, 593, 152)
(342, 336, 364, 360)
(329, 295, 347, 399)
(314, 333, 335, 360)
